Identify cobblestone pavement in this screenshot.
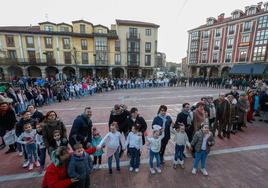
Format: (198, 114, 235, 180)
(1, 87, 268, 188)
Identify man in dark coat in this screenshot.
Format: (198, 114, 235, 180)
(108, 104, 130, 134)
(27, 105, 44, 123)
(69, 107, 93, 149)
(0, 96, 17, 153)
(259, 87, 268, 123)
(175, 103, 193, 142)
(225, 86, 239, 101)
(124, 107, 147, 144)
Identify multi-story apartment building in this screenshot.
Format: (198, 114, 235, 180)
(156, 52, 166, 71)
(0, 19, 159, 80)
(187, 2, 268, 78)
(113, 20, 159, 78)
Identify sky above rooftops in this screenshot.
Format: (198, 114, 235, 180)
(0, 0, 261, 63)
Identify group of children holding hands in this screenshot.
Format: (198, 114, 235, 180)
(17, 114, 214, 188)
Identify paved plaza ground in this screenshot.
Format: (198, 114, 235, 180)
(0, 86, 268, 188)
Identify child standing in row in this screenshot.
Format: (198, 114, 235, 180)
(171, 123, 191, 169)
(98, 122, 125, 174)
(68, 143, 93, 188)
(125, 124, 143, 172)
(91, 127, 104, 169)
(48, 130, 68, 155)
(17, 123, 40, 170)
(36, 124, 46, 173)
(146, 125, 165, 174)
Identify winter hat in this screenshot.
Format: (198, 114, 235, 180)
(152, 124, 162, 131)
(0, 96, 13, 105)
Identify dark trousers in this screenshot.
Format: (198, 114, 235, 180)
(93, 156, 102, 165)
(174, 145, 185, 161)
(128, 147, 140, 169)
(39, 148, 46, 168)
(209, 118, 216, 136)
(160, 138, 169, 162)
(74, 176, 90, 188)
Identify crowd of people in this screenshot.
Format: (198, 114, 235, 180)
(0, 75, 268, 188)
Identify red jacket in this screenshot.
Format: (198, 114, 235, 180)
(42, 163, 72, 188)
(42, 147, 96, 188)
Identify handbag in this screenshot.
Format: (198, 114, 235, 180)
(3, 129, 17, 145)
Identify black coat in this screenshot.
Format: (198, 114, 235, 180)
(124, 116, 147, 144)
(0, 109, 17, 136)
(108, 110, 130, 133)
(31, 110, 45, 123)
(69, 115, 92, 147)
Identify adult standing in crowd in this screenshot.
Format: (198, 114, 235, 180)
(108, 104, 130, 135)
(0, 96, 17, 153)
(69, 107, 93, 149)
(236, 93, 249, 131)
(207, 97, 216, 137)
(124, 107, 147, 144)
(152, 105, 173, 164)
(175, 103, 194, 142)
(259, 87, 268, 123)
(247, 90, 255, 123)
(214, 93, 230, 139)
(27, 104, 45, 123)
(42, 146, 79, 188)
(42, 111, 67, 156)
(192, 102, 206, 133)
(225, 86, 239, 101)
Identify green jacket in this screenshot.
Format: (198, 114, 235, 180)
(191, 130, 215, 153)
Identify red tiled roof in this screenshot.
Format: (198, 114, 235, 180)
(116, 19, 159, 28)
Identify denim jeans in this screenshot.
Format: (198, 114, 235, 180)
(174, 145, 185, 161)
(38, 148, 46, 168)
(108, 147, 120, 170)
(193, 150, 207, 169)
(149, 150, 160, 168)
(129, 147, 140, 169)
(25, 143, 37, 162)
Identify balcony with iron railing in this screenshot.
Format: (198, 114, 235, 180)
(214, 46, 220, 50)
(127, 60, 140, 67)
(127, 32, 140, 40)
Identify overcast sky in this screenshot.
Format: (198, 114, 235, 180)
(0, 0, 261, 63)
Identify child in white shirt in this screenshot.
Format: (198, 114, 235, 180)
(98, 122, 125, 174)
(146, 125, 165, 174)
(124, 125, 143, 173)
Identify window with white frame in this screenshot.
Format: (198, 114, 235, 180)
(203, 31, 210, 38)
(115, 54, 121, 65)
(241, 35, 250, 43)
(228, 25, 235, 35)
(253, 46, 266, 61)
(201, 53, 207, 62)
(215, 28, 222, 37)
(225, 51, 232, 62)
(191, 32, 199, 40)
(258, 16, 268, 29)
(213, 52, 218, 62)
(248, 7, 256, 15)
(44, 25, 53, 32)
(239, 49, 248, 61)
(232, 12, 240, 19)
(243, 21, 252, 31)
(214, 40, 220, 49)
(255, 30, 268, 45)
(145, 29, 151, 36)
(227, 38, 234, 48)
(203, 41, 208, 50)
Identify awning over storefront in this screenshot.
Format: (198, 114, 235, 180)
(229, 64, 268, 75)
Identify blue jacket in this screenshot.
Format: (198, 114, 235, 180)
(152, 115, 172, 140)
(68, 152, 93, 180)
(91, 135, 104, 156)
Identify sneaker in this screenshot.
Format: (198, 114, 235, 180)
(93, 165, 97, 169)
(28, 163, 34, 171)
(18, 152, 23, 156)
(22, 160, 30, 168)
(173, 164, 177, 169)
(156, 167, 161, 173)
(150, 168, 156, 174)
(35, 161, 40, 167)
(135, 168, 139, 173)
(192, 168, 197, 175)
(129, 167, 134, 172)
(201, 168, 208, 176)
(96, 164, 99, 169)
(98, 164, 102, 169)
(180, 164, 185, 169)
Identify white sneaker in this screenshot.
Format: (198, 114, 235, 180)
(18, 152, 23, 156)
(150, 168, 156, 174)
(22, 160, 30, 168)
(28, 163, 34, 171)
(192, 168, 197, 175)
(201, 168, 208, 176)
(156, 167, 161, 173)
(135, 168, 139, 173)
(96, 164, 99, 169)
(98, 164, 102, 169)
(129, 167, 134, 172)
(93, 165, 97, 169)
